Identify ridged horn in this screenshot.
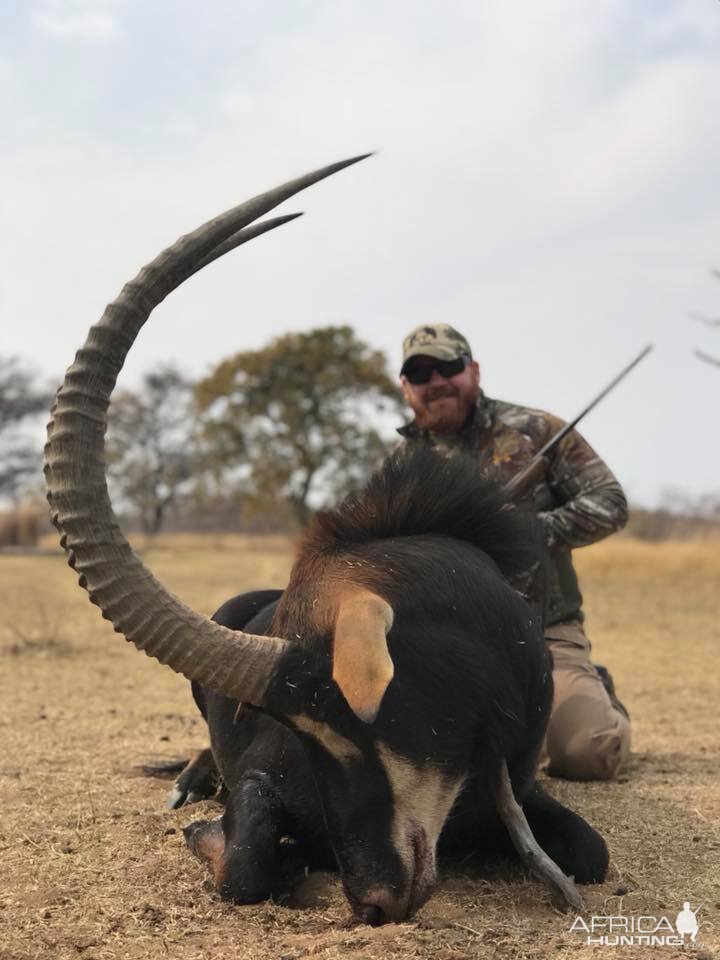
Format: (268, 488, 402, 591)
(44, 154, 372, 705)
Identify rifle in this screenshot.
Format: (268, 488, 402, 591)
(503, 344, 653, 500)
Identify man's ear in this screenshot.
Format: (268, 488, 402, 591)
(399, 375, 416, 407)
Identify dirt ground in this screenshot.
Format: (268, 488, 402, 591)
(1, 534, 718, 960)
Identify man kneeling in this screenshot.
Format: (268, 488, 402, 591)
(396, 323, 631, 782)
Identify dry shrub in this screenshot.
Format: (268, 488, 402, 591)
(626, 509, 720, 541)
(0, 505, 41, 547)
(1, 597, 74, 657)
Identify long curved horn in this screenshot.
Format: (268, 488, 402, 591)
(44, 154, 372, 706)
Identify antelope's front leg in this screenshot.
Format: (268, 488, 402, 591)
(185, 771, 285, 903)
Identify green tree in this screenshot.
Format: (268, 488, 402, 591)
(196, 326, 404, 526)
(106, 366, 197, 534)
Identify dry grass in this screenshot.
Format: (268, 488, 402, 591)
(1, 536, 718, 960)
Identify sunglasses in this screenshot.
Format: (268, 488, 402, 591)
(403, 356, 468, 385)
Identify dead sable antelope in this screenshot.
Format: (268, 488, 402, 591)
(45, 155, 608, 925)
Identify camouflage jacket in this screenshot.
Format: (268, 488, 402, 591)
(396, 391, 628, 626)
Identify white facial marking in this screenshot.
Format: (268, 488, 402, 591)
(289, 714, 362, 764)
(377, 742, 465, 867)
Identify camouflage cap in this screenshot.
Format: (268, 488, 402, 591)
(401, 323, 473, 373)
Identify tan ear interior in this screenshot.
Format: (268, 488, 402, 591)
(332, 589, 395, 724)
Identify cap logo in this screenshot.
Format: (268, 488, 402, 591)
(407, 326, 439, 349)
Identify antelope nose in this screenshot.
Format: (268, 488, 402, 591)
(355, 885, 419, 924)
(358, 904, 386, 926)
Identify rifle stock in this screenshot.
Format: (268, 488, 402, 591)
(503, 455, 549, 500)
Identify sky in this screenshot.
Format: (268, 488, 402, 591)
(2, 0, 720, 507)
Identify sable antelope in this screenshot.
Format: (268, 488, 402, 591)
(45, 155, 608, 925)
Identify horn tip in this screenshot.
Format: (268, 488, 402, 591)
(335, 151, 376, 172)
(349, 151, 375, 163)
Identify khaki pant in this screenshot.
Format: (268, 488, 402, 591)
(543, 620, 631, 781)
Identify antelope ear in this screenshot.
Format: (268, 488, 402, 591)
(332, 590, 395, 724)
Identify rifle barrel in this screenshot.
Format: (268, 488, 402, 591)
(535, 343, 653, 460)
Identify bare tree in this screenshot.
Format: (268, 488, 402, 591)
(106, 366, 198, 534)
(0, 357, 52, 499)
(692, 270, 720, 367)
(693, 348, 720, 368)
